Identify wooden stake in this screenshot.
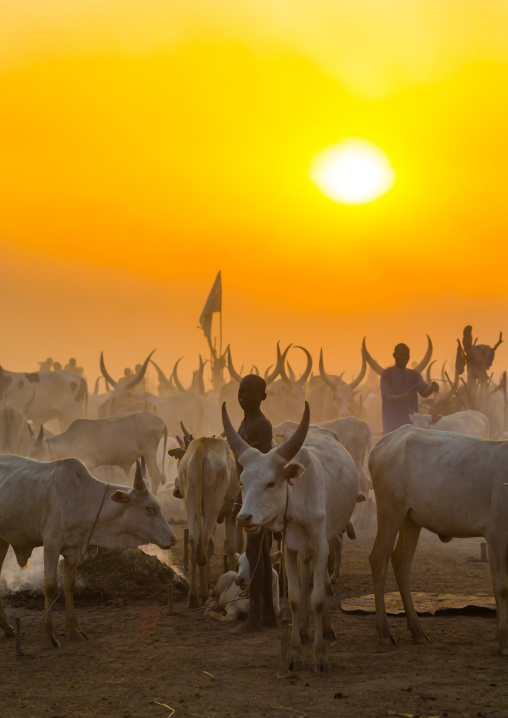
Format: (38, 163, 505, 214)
(15, 617, 23, 656)
(183, 528, 189, 572)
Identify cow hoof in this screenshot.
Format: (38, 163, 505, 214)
(288, 659, 303, 672)
(232, 619, 262, 634)
(414, 634, 431, 645)
(313, 662, 330, 673)
(188, 596, 200, 610)
(379, 636, 395, 647)
(323, 630, 336, 641)
(3, 625, 15, 638)
(70, 630, 88, 642)
(43, 636, 61, 650)
(300, 632, 310, 645)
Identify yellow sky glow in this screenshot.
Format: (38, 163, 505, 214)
(2, 1, 508, 379)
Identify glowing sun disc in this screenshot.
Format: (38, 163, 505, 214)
(309, 138, 396, 204)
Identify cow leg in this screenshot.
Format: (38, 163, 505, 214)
(485, 535, 508, 655)
(232, 530, 264, 633)
(285, 546, 303, 671)
(369, 513, 402, 646)
(187, 540, 200, 609)
(0, 540, 14, 638)
(391, 516, 428, 644)
(145, 454, 163, 496)
(331, 532, 343, 584)
(42, 544, 61, 649)
(310, 541, 330, 672)
(322, 598, 335, 641)
(63, 555, 87, 642)
(299, 553, 311, 645)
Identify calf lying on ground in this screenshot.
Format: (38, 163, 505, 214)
(205, 552, 280, 623)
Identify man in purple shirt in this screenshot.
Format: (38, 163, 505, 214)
(381, 343, 439, 434)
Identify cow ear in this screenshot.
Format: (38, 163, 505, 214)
(282, 462, 305, 484)
(111, 490, 130, 504)
(431, 414, 443, 424)
(168, 447, 186, 460)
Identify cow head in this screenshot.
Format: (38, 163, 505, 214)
(94, 460, 177, 549)
(222, 401, 309, 533)
(235, 550, 281, 588)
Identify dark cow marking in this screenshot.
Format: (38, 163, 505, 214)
(18, 380, 24, 390)
(0, 367, 12, 397)
(25, 372, 40, 384)
(70, 381, 78, 391)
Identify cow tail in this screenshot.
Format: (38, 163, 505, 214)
(195, 442, 208, 567)
(161, 424, 167, 485)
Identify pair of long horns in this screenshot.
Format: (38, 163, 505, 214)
(100, 350, 155, 392)
(362, 335, 433, 376)
(280, 346, 313, 387)
(222, 401, 310, 462)
(227, 342, 287, 385)
(151, 355, 207, 394)
(319, 348, 366, 390)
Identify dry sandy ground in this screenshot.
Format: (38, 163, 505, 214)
(1, 525, 507, 718)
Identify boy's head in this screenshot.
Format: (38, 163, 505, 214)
(238, 374, 267, 412)
(393, 343, 410, 369)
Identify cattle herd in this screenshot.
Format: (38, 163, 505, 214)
(1, 325, 508, 670)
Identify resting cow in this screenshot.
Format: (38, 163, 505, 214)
(0, 455, 176, 649)
(369, 425, 508, 655)
(409, 409, 489, 438)
(222, 401, 358, 672)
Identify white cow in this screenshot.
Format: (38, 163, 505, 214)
(409, 409, 489, 438)
(168, 436, 238, 608)
(369, 425, 508, 655)
(0, 367, 87, 431)
(205, 551, 280, 623)
(28, 411, 168, 494)
(0, 455, 176, 649)
(222, 402, 358, 672)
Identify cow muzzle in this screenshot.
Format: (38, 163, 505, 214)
(236, 514, 261, 534)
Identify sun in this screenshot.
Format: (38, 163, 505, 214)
(309, 138, 396, 205)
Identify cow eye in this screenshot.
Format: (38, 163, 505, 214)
(266, 481, 276, 489)
(146, 505, 156, 515)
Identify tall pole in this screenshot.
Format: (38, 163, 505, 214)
(219, 307, 223, 359)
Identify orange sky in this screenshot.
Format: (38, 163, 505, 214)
(2, 1, 508, 384)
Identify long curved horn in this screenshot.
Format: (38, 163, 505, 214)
(281, 346, 312, 387)
(426, 359, 436, 384)
(349, 349, 367, 390)
(150, 359, 172, 391)
(441, 360, 447, 383)
(414, 335, 433, 374)
(133, 459, 148, 492)
(319, 349, 336, 389)
(275, 402, 310, 461)
(100, 351, 118, 389)
(222, 402, 251, 461)
(180, 421, 193, 442)
(226, 347, 243, 383)
(123, 349, 156, 392)
(265, 341, 288, 386)
(250, 365, 260, 376)
(362, 338, 385, 376)
(172, 357, 187, 393)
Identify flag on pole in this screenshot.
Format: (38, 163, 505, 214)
(199, 271, 222, 341)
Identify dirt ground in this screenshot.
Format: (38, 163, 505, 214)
(1, 524, 506, 718)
